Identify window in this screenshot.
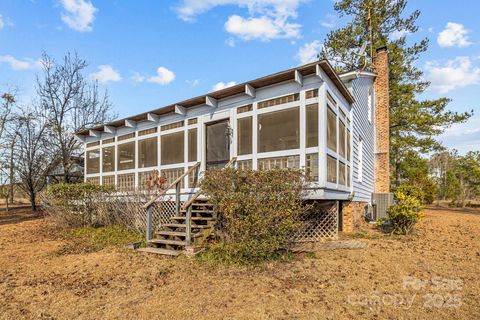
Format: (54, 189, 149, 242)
(86, 149, 100, 174)
(161, 121, 184, 131)
(257, 93, 299, 109)
(188, 118, 198, 125)
(339, 121, 346, 158)
(102, 175, 115, 187)
(327, 91, 336, 107)
(117, 173, 135, 191)
(258, 155, 300, 170)
(86, 176, 100, 185)
(339, 162, 346, 185)
(138, 127, 157, 136)
(86, 141, 100, 148)
(327, 155, 337, 184)
(237, 160, 252, 170)
(347, 131, 351, 161)
(306, 104, 318, 148)
(237, 104, 252, 114)
(327, 107, 337, 152)
(162, 168, 184, 188)
(258, 107, 299, 153)
(237, 117, 252, 155)
(347, 165, 351, 187)
(117, 142, 135, 171)
(102, 146, 115, 172)
(358, 137, 363, 182)
(138, 137, 158, 168)
(305, 89, 318, 99)
(102, 138, 115, 144)
(118, 133, 135, 141)
(161, 131, 184, 165)
(368, 87, 373, 123)
(306, 153, 318, 182)
(188, 128, 197, 162)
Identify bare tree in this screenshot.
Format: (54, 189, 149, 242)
(13, 106, 56, 211)
(0, 90, 17, 208)
(36, 52, 115, 183)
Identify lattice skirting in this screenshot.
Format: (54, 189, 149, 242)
(293, 200, 339, 242)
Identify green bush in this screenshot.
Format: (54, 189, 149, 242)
(199, 168, 305, 264)
(393, 182, 436, 205)
(386, 191, 424, 235)
(44, 183, 115, 227)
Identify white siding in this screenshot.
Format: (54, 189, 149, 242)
(350, 77, 375, 203)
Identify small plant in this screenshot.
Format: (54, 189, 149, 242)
(43, 182, 115, 227)
(199, 168, 306, 264)
(386, 191, 424, 235)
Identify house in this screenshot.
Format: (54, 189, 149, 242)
(75, 47, 392, 252)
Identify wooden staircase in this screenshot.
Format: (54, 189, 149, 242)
(138, 199, 216, 256)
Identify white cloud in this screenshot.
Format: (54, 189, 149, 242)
(212, 81, 236, 91)
(0, 55, 42, 70)
(320, 14, 337, 29)
(132, 67, 175, 85)
(425, 56, 480, 93)
(90, 65, 121, 84)
(390, 29, 410, 41)
(225, 37, 236, 47)
(0, 15, 4, 30)
(176, 0, 303, 41)
(60, 0, 97, 32)
(225, 14, 300, 41)
(186, 79, 200, 87)
(437, 22, 472, 48)
(296, 40, 322, 65)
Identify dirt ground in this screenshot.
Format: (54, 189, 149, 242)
(0, 206, 479, 320)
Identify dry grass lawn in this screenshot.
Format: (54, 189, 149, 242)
(0, 206, 479, 319)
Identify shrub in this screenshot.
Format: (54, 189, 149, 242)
(393, 182, 436, 205)
(43, 183, 115, 227)
(386, 191, 424, 235)
(199, 168, 305, 264)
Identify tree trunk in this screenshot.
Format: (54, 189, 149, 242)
(29, 191, 37, 211)
(8, 137, 15, 204)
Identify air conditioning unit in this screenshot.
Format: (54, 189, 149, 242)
(372, 192, 394, 220)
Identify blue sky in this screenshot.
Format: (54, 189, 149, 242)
(0, 0, 479, 154)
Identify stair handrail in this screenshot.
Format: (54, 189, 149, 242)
(143, 161, 201, 209)
(181, 157, 237, 211)
(144, 162, 200, 242)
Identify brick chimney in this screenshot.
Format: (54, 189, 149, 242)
(373, 46, 390, 193)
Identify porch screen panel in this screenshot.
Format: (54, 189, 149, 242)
(327, 155, 337, 183)
(117, 142, 135, 171)
(188, 129, 197, 162)
(206, 121, 230, 165)
(86, 149, 100, 174)
(258, 107, 299, 153)
(102, 146, 115, 173)
(237, 117, 252, 155)
(339, 121, 346, 158)
(339, 162, 346, 185)
(347, 131, 351, 161)
(161, 131, 184, 165)
(138, 137, 158, 168)
(102, 175, 115, 187)
(306, 153, 319, 182)
(306, 104, 318, 148)
(327, 107, 337, 152)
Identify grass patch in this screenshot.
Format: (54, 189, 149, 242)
(197, 242, 294, 266)
(56, 225, 143, 255)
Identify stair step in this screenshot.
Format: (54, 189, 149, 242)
(180, 209, 214, 213)
(172, 216, 215, 221)
(137, 247, 180, 256)
(155, 230, 202, 237)
(163, 223, 211, 229)
(148, 239, 186, 246)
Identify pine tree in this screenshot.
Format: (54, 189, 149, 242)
(321, 0, 472, 186)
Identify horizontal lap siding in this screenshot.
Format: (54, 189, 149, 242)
(351, 77, 375, 203)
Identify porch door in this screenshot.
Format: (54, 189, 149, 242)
(205, 119, 230, 169)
